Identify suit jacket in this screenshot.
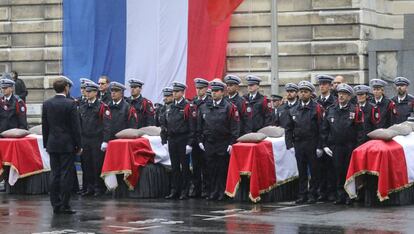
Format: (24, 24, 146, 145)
(42, 95, 82, 153)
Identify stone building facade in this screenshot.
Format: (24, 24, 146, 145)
(0, 0, 413, 124)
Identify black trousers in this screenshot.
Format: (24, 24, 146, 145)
(82, 139, 106, 193)
(191, 144, 207, 194)
(318, 154, 336, 197)
(168, 135, 190, 195)
(333, 144, 354, 200)
(294, 140, 319, 199)
(205, 143, 229, 197)
(50, 152, 76, 209)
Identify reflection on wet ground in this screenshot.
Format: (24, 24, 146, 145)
(0, 193, 412, 233)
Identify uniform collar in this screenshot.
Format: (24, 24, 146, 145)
(359, 102, 366, 108)
(175, 98, 184, 105)
(375, 96, 383, 104)
(88, 98, 97, 104)
(301, 100, 311, 107)
(213, 98, 223, 106)
(113, 99, 122, 105)
(3, 94, 12, 101)
(288, 99, 297, 107)
(229, 93, 238, 99)
(398, 94, 407, 103)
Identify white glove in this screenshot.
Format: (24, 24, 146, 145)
(163, 143, 169, 151)
(316, 149, 323, 158)
(198, 143, 205, 151)
(101, 142, 108, 152)
(185, 145, 193, 154)
(227, 145, 232, 154)
(323, 147, 333, 157)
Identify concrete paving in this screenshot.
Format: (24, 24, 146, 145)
(0, 193, 413, 233)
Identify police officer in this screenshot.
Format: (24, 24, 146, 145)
(198, 79, 240, 201)
(275, 83, 299, 128)
(285, 81, 324, 204)
(108, 82, 138, 140)
(10, 71, 28, 102)
(321, 84, 361, 205)
(79, 82, 111, 197)
(162, 82, 194, 200)
(270, 94, 283, 126)
(98, 75, 112, 104)
(76, 78, 93, 106)
(369, 79, 396, 129)
(354, 85, 374, 146)
(331, 75, 344, 98)
(243, 75, 272, 133)
(154, 103, 163, 127)
(0, 74, 27, 132)
(127, 79, 155, 128)
(392, 77, 413, 124)
(158, 87, 174, 131)
(317, 75, 337, 109)
(316, 75, 337, 202)
(190, 78, 210, 198)
(224, 74, 246, 136)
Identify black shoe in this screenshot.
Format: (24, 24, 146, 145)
(201, 192, 208, 198)
(189, 190, 201, 198)
(179, 194, 188, 200)
(317, 195, 327, 202)
(217, 194, 226, 201)
(207, 193, 217, 201)
(60, 208, 76, 214)
(93, 192, 104, 197)
(81, 191, 94, 197)
(334, 198, 345, 205)
(328, 194, 336, 202)
(307, 197, 316, 204)
(165, 193, 178, 199)
(53, 206, 61, 214)
(345, 198, 352, 206)
(295, 197, 307, 204)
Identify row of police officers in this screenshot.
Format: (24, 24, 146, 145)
(1, 72, 413, 205)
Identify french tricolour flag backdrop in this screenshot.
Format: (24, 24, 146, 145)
(63, 0, 243, 101)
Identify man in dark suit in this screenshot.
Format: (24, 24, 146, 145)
(42, 77, 82, 215)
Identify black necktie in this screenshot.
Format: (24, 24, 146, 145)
(322, 97, 326, 102)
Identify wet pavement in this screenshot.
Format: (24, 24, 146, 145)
(1, 193, 414, 233)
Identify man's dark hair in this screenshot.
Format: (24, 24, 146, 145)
(11, 71, 18, 79)
(100, 75, 110, 83)
(53, 78, 67, 93)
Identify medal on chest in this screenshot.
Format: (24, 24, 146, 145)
(247, 107, 252, 113)
(330, 117, 334, 123)
(349, 112, 355, 120)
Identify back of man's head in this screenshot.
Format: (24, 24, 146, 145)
(53, 79, 67, 93)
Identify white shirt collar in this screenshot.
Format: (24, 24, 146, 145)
(339, 103, 348, 109)
(4, 95, 12, 101)
(249, 92, 257, 99)
(88, 98, 97, 104)
(321, 94, 330, 100)
(301, 100, 311, 106)
(175, 98, 184, 105)
(398, 94, 407, 103)
(359, 102, 366, 108)
(214, 99, 222, 106)
(229, 93, 238, 99)
(56, 93, 66, 97)
(113, 99, 122, 105)
(288, 99, 297, 106)
(375, 96, 383, 103)
(132, 94, 141, 100)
